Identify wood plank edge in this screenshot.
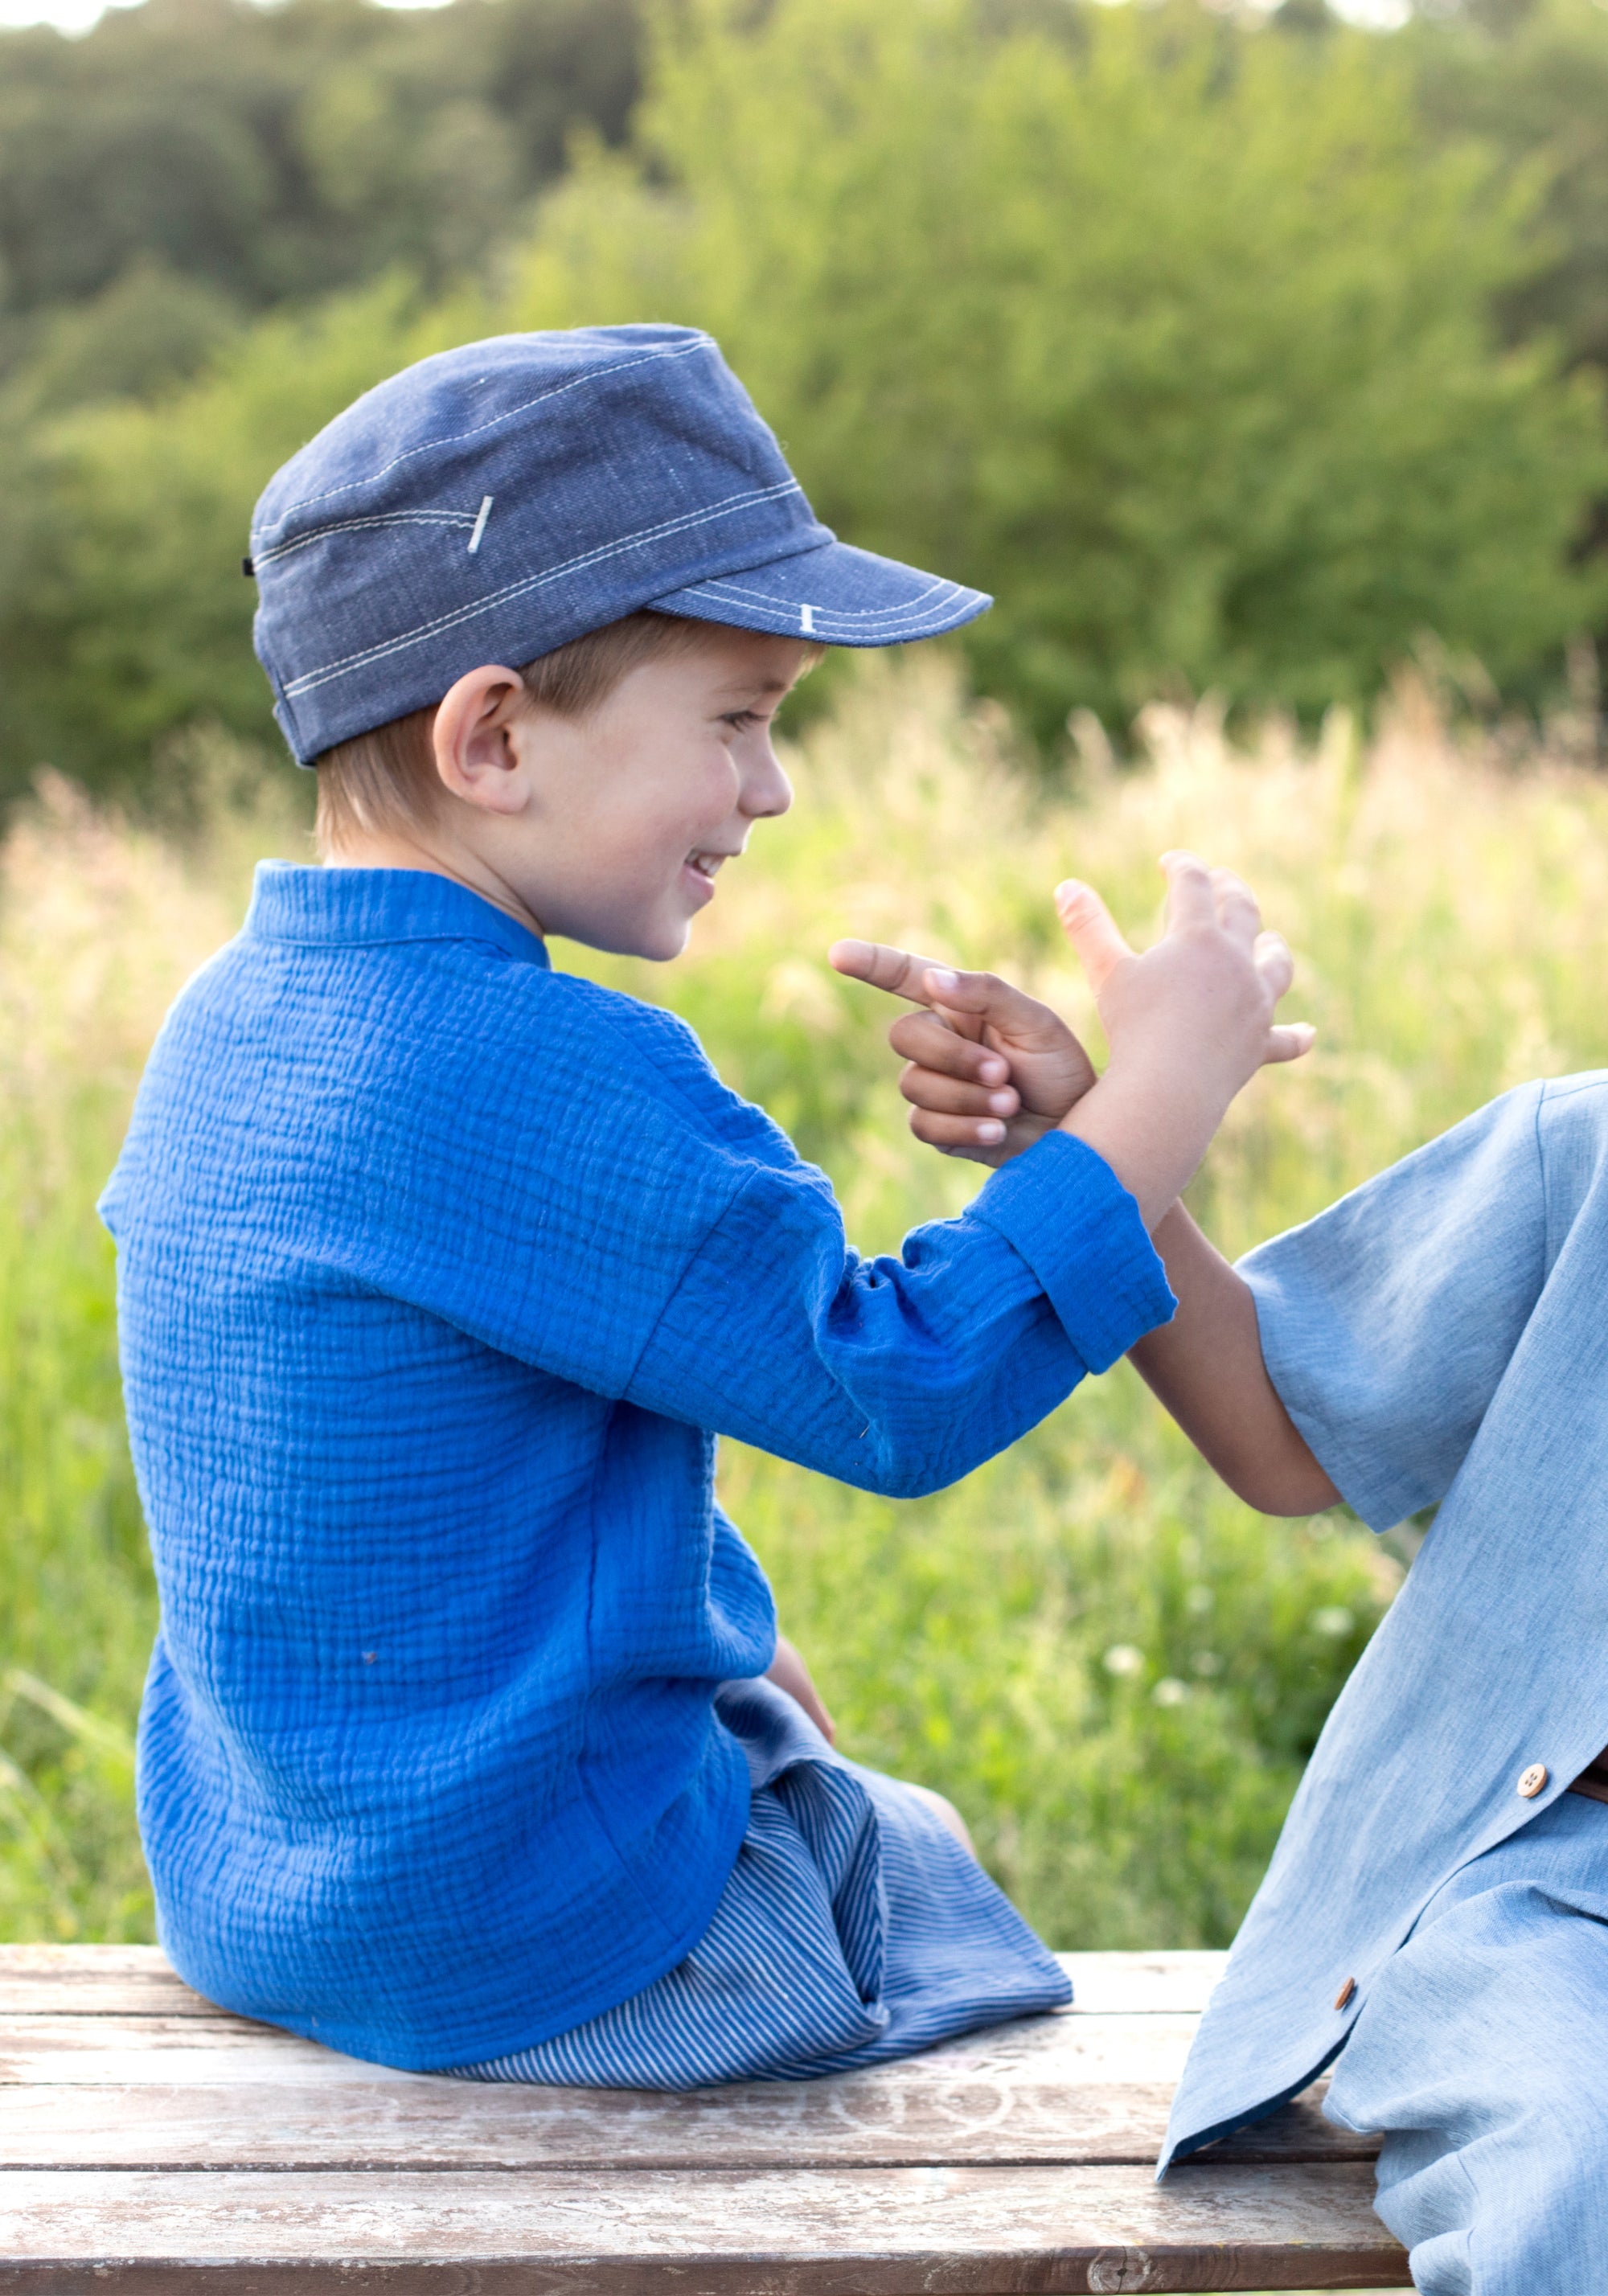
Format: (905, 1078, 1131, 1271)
(0, 2249, 1416, 2294)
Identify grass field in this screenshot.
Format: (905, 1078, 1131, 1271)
(5, 655, 1608, 1949)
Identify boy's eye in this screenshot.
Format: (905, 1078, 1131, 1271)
(721, 708, 765, 732)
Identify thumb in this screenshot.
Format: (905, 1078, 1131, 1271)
(1055, 879, 1133, 993)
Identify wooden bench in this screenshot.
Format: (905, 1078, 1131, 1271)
(0, 1945, 1409, 2292)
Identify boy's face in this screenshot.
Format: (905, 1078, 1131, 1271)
(463, 626, 806, 961)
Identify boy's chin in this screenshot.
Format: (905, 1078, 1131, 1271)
(605, 912, 694, 965)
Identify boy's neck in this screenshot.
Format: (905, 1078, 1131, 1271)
(322, 832, 548, 943)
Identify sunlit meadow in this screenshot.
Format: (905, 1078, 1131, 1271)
(6, 657, 1608, 1946)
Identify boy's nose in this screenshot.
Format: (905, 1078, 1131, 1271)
(743, 747, 793, 820)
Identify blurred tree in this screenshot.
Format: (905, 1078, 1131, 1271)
(1408, 0, 1608, 379)
(1, 0, 1604, 797)
(509, 0, 1606, 742)
(0, 0, 642, 366)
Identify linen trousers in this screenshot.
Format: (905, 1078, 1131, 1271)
(1324, 1790, 1608, 2294)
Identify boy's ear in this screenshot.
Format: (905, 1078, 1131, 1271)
(432, 665, 531, 814)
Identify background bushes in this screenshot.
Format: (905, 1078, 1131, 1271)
(0, 0, 1606, 799)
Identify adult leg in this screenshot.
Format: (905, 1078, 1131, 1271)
(1325, 1794, 1608, 2296)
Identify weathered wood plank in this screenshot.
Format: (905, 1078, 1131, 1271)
(0, 1949, 1229, 2022)
(0, 2009, 1204, 2086)
(0, 2163, 1413, 2290)
(0, 1951, 206, 2019)
(0, 2075, 1374, 2172)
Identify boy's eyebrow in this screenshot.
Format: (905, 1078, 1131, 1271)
(722, 674, 795, 700)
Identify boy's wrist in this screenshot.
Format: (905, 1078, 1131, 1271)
(1058, 1056, 1225, 1228)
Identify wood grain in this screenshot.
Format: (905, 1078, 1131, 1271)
(0, 2009, 1202, 2085)
(0, 1945, 1400, 2289)
(0, 2163, 1413, 2290)
(0, 1950, 1229, 2023)
(0, 2074, 1374, 2173)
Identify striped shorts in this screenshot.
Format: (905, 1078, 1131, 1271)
(449, 1675, 1069, 2088)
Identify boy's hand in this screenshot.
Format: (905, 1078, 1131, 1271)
(1056, 852, 1313, 1227)
(827, 940, 1096, 1167)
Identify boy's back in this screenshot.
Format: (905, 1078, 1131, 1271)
(105, 861, 1155, 2067)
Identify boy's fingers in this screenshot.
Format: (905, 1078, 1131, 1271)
(830, 939, 1016, 1027)
(1159, 850, 1216, 929)
(1265, 1022, 1316, 1064)
(900, 1064, 1019, 1120)
(1254, 929, 1294, 1001)
(828, 939, 955, 1003)
(1054, 879, 1132, 990)
(1212, 867, 1262, 951)
(909, 1105, 1007, 1152)
(888, 1010, 1011, 1087)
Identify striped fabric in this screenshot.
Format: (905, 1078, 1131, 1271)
(450, 1679, 1069, 2089)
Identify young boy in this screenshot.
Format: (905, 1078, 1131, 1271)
(868, 897, 1608, 2292)
(100, 324, 1308, 2083)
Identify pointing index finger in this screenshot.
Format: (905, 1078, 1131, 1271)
(828, 939, 962, 1007)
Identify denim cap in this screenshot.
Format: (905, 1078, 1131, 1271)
(249, 325, 991, 765)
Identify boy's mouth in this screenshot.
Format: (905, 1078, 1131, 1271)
(686, 849, 733, 884)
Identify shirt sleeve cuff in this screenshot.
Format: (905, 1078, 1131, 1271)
(969, 1130, 1175, 1373)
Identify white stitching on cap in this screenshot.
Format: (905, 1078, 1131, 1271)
(253, 509, 479, 568)
(466, 495, 494, 555)
(252, 336, 716, 543)
(685, 572, 957, 621)
(663, 583, 983, 640)
(280, 479, 807, 697)
(799, 604, 814, 635)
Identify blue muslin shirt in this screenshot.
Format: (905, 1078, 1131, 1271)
(1161, 1071, 1608, 2174)
(100, 863, 1171, 2072)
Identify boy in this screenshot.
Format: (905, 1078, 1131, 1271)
(101, 324, 1307, 2082)
(864, 896, 1608, 2292)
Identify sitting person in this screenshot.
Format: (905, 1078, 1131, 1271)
(861, 888, 1608, 2293)
(100, 324, 1308, 2081)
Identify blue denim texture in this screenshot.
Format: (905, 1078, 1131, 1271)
(1161, 1072, 1608, 2179)
(249, 326, 991, 764)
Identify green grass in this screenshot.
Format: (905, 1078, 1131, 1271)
(6, 658, 1608, 1947)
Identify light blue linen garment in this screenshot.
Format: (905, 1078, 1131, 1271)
(1324, 1790, 1608, 2294)
(1162, 1072, 1608, 2171)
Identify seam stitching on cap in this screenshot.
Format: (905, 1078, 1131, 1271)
(668, 584, 981, 635)
(254, 509, 481, 567)
(685, 572, 954, 620)
(252, 336, 717, 540)
(280, 480, 809, 697)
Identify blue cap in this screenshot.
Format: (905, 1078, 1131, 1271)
(248, 326, 991, 765)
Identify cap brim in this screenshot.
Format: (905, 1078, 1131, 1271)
(650, 537, 990, 648)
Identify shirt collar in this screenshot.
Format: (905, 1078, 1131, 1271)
(244, 863, 552, 969)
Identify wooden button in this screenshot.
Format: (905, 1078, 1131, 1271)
(1334, 1977, 1356, 2011)
(1517, 1764, 1549, 1799)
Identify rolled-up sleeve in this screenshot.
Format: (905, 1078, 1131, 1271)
(1240, 1082, 1549, 1532)
(626, 1128, 1174, 1498)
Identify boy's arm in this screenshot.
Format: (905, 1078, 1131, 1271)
(1132, 1205, 1339, 1515)
(838, 861, 1338, 1514)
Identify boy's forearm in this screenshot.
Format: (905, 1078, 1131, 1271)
(1131, 1205, 1339, 1516)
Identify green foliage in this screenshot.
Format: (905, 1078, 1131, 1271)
(3, 0, 1602, 804)
(1409, 0, 1608, 379)
(512, 0, 1606, 742)
(0, 0, 642, 355)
